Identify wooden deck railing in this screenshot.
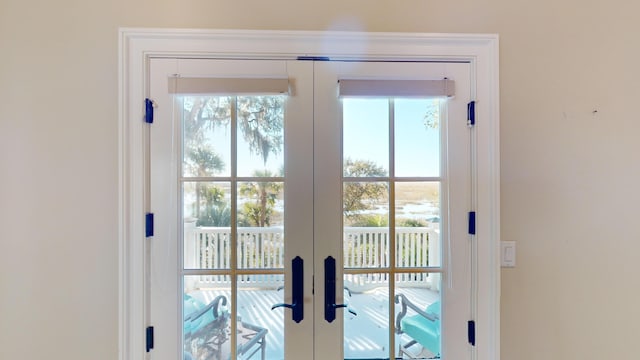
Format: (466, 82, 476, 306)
(184, 222, 440, 292)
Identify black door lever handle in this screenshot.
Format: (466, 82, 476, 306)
(271, 303, 295, 310)
(324, 256, 348, 322)
(270, 256, 304, 323)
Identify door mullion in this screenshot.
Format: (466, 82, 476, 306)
(229, 96, 239, 360)
(388, 98, 397, 360)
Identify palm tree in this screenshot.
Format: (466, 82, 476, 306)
(185, 145, 225, 177)
(238, 170, 283, 227)
(187, 146, 226, 224)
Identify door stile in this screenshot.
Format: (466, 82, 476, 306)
(313, 61, 345, 359)
(149, 57, 181, 360)
(282, 60, 315, 359)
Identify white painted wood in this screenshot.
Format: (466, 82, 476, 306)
(149, 57, 180, 360)
(119, 28, 500, 360)
(280, 60, 316, 360)
(313, 60, 474, 360)
(339, 79, 455, 97)
(147, 58, 315, 360)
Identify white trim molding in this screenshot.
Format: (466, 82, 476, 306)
(118, 28, 500, 360)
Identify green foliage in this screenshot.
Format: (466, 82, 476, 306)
(349, 216, 428, 228)
(238, 170, 283, 227)
(422, 100, 440, 129)
(351, 214, 389, 227)
(197, 205, 231, 227)
(398, 218, 428, 227)
(194, 185, 230, 227)
(185, 145, 225, 177)
(343, 158, 387, 177)
(182, 95, 285, 166)
(343, 158, 388, 224)
(237, 96, 285, 165)
(182, 96, 232, 148)
(181, 95, 285, 227)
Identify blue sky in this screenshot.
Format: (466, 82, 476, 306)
(183, 96, 441, 178)
(343, 98, 441, 177)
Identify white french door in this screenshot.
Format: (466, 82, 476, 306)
(147, 57, 473, 360)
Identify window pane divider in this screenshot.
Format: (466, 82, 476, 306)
(182, 268, 285, 276)
(342, 176, 442, 182)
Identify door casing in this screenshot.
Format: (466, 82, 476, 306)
(118, 28, 500, 360)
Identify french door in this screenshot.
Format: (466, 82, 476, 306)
(147, 57, 473, 360)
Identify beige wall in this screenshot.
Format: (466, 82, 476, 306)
(1, 0, 639, 359)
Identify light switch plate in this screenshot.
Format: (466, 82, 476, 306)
(501, 241, 516, 267)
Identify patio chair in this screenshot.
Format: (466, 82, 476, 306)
(184, 294, 230, 360)
(394, 294, 440, 359)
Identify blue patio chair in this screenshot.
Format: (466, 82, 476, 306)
(395, 294, 440, 359)
(184, 294, 230, 360)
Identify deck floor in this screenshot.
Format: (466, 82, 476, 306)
(187, 286, 439, 360)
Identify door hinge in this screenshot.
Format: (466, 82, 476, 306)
(467, 101, 476, 127)
(146, 326, 154, 352)
(145, 98, 155, 124)
(468, 211, 476, 235)
(145, 213, 154, 237)
(468, 320, 476, 346)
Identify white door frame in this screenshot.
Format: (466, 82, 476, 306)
(118, 28, 500, 360)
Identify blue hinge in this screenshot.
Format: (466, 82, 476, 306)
(145, 213, 154, 237)
(145, 98, 154, 124)
(468, 320, 476, 346)
(468, 211, 476, 235)
(146, 326, 154, 352)
(467, 101, 476, 126)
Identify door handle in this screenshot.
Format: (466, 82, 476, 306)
(271, 256, 304, 323)
(324, 256, 348, 323)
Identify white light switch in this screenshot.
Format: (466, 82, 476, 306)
(501, 241, 516, 267)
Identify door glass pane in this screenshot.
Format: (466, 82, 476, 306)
(343, 273, 389, 359)
(181, 92, 287, 360)
(236, 95, 286, 177)
(184, 275, 232, 360)
(343, 181, 389, 230)
(343, 180, 390, 359)
(238, 275, 285, 360)
(343, 95, 444, 360)
(395, 182, 440, 268)
(183, 275, 286, 360)
(237, 181, 284, 270)
(394, 98, 441, 178)
(181, 96, 232, 178)
(343, 98, 389, 177)
(183, 182, 232, 270)
(395, 273, 441, 359)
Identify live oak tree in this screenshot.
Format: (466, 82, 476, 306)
(342, 158, 388, 224)
(182, 95, 285, 226)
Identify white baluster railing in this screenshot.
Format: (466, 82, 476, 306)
(343, 227, 440, 292)
(186, 225, 439, 291)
